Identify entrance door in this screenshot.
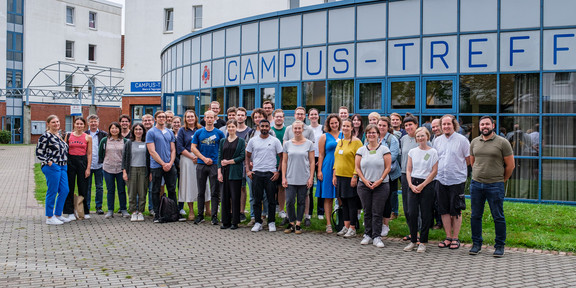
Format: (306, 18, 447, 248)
(5, 116, 22, 144)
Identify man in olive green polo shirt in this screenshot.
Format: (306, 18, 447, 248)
(469, 116, 515, 257)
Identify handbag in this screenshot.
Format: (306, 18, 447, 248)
(74, 194, 85, 219)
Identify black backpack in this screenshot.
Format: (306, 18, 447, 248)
(158, 195, 180, 223)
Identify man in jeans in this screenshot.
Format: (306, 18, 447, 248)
(191, 110, 225, 225)
(85, 114, 107, 215)
(246, 119, 283, 232)
(469, 116, 515, 257)
(146, 111, 178, 223)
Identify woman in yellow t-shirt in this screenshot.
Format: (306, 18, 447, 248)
(332, 118, 363, 238)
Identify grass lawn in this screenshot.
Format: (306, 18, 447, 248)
(34, 163, 576, 252)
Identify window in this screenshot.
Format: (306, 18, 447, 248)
(193, 6, 203, 29)
(164, 8, 174, 32)
(303, 81, 326, 113)
(65, 41, 74, 58)
(7, 32, 23, 62)
(89, 11, 97, 29)
(88, 44, 96, 61)
(7, 0, 23, 24)
(459, 74, 497, 113)
(289, 0, 300, 9)
(65, 75, 73, 92)
(500, 73, 539, 114)
(328, 80, 354, 113)
(390, 80, 416, 110)
(66, 6, 75, 24)
(359, 82, 382, 110)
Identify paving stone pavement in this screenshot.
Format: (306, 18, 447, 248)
(1, 145, 576, 287)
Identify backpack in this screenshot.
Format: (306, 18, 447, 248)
(158, 195, 180, 223)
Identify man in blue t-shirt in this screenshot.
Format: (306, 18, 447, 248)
(191, 110, 226, 225)
(146, 110, 178, 223)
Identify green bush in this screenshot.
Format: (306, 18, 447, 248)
(0, 130, 11, 144)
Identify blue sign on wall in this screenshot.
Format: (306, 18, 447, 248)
(131, 81, 161, 92)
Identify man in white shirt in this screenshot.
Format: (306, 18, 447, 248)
(246, 119, 283, 232)
(433, 114, 470, 250)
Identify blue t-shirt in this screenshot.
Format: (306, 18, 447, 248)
(146, 127, 175, 169)
(191, 127, 225, 164)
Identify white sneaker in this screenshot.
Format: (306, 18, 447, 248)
(318, 215, 324, 220)
(373, 237, 385, 248)
(179, 209, 186, 216)
(137, 213, 145, 221)
(279, 211, 287, 219)
(404, 242, 416, 252)
(337, 226, 349, 236)
(343, 228, 357, 238)
(417, 243, 427, 253)
(268, 222, 276, 232)
(84, 214, 91, 219)
(251, 222, 263, 232)
(105, 211, 113, 219)
(46, 217, 63, 225)
(381, 224, 390, 237)
(56, 216, 71, 223)
(131, 213, 138, 222)
(68, 214, 77, 221)
(360, 234, 373, 245)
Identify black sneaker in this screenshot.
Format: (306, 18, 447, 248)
(239, 214, 247, 222)
(211, 216, 219, 225)
(469, 244, 482, 255)
(96, 208, 104, 215)
(230, 224, 239, 230)
(193, 216, 205, 225)
(304, 218, 311, 227)
(284, 223, 294, 234)
(153, 218, 160, 223)
(295, 225, 302, 234)
(493, 246, 505, 258)
(281, 217, 290, 226)
(220, 224, 231, 229)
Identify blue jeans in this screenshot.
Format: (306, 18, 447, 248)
(103, 171, 127, 212)
(42, 164, 69, 217)
(470, 180, 506, 248)
(87, 168, 104, 210)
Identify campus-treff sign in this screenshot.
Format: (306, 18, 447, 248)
(161, 0, 576, 92)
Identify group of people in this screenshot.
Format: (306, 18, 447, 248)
(36, 101, 515, 256)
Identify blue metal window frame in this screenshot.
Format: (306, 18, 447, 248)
(355, 78, 385, 113)
(421, 75, 458, 114)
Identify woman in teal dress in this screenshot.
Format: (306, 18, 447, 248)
(316, 114, 341, 233)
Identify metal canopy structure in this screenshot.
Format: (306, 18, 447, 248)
(23, 61, 124, 104)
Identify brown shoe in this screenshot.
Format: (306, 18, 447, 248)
(188, 213, 195, 221)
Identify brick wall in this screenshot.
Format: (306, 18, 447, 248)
(30, 104, 121, 143)
(121, 96, 161, 115)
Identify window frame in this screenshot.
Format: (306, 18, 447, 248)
(193, 6, 203, 30)
(355, 79, 385, 113)
(65, 40, 74, 59)
(88, 44, 96, 62)
(164, 8, 174, 32)
(89, 11, 97, 29)
(66, 6, 75, 25)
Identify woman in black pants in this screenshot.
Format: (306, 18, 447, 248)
(404, 127, 438, 253)
(63, 117, 92, 220)
(217, 119, 246, 230)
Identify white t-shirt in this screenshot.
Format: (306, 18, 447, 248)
(408, 147, 439, 180)
(310, 124, 323, 157)
(356, 144, 391, 182)
(246, 135, 283, 172)
(433, 132, 470, 185)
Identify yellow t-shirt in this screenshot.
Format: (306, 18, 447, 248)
(333, 138, 363, 177)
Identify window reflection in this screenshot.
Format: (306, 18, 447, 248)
(459, 74, 497, 113)
(391, 81, 416, 110)
(359, 82, 381, 110)
(226, 87, 239, 109)
(328, 80, 354, 113)
(543, 72, 576, 113)
(500, 73, 539, 114)
(542, 160, 576, 202)
(425, 80, 452, 109)
(242, 88, 255, 111)
(303, 81, 325, 114)
(542, 117, 575, 158)
(281, 86, 298, 111)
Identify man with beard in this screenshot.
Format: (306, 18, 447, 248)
(468, 116, 515, 257)
(246, 119, 283, 232)
(119, 114, 132, 139)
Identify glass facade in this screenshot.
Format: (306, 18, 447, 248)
(160, 0, 576, 204)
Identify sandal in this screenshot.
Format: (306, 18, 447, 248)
(402, 235, 411, 241)
(326, 225, 333, 234)
(438, 238, 452, 248)
(449, 239, 461, 250)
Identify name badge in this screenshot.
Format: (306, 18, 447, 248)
(139, 144, 145, 149)
(424, 153, 430, 161)
(338, 150, 344, 155)
(369, 150, 377, 155)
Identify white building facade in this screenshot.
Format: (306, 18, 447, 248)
(1, 0, 122, 143)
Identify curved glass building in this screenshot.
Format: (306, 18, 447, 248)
(160, 0, 576, 204)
